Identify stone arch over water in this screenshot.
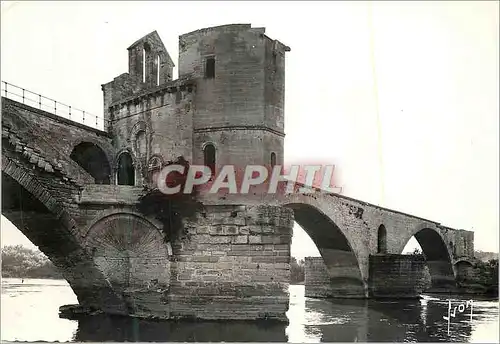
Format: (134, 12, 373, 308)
(400, 226, 456, 292)
(283, 202, 366, 298)
(1, 167, 126, 314)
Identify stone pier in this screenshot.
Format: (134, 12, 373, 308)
(368, 254, 430, 298)
(304, 256, 365, 298)
(305, 254, 432, 299)
(167, 205, 294, 321)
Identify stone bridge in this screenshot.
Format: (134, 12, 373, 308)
(1, 24, 475, 322)
(199, 189, 476, 299)
(282, 192, 475, 298)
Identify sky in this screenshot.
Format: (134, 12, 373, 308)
(1, 1, 498, 257)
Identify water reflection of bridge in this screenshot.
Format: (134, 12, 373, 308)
(70, 289, 475, 342)
(73, 315, 288, 342)
(302, 296, 474, 342)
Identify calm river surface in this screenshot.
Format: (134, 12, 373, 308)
(1, 278, 499, 342)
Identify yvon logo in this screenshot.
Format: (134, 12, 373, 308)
(443, 299, 473, 336)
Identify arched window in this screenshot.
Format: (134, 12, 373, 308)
(156, 55, 160, 86)
(270, 152, 277, 168)
(142, 43, 151, 84)
(134, 130, 147, 157)
(148, 156, 162, 171)
(377, 225, 387, 254)
(142, 48, 146, 83)
(203, 143, 216, 178)
(117, 152, 135, 186)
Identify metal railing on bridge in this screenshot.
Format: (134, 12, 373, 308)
(1, 81, 107, 131)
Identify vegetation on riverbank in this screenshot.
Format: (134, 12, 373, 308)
(475, 250, 499, 262)
(466, 259, 498, 296)
(472, 250, 499, 295)
(1, 245, 496, 295)
(407, 248, 498, 296)
(1, 245, 62, 279)
(291, 257, 305, 284)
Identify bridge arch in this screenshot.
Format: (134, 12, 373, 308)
(283, 197, 366, 298)
(70, 142, 112, 184)
(399, 224, 456, 292)
(454, 257, 475, 265)
(2, 158, 78, 231)
(71, 136, 116, 167)
(1, 163, 126, 313)
(454, 258, 475, 285)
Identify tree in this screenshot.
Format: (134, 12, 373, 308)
(1, 245, 62, 279)
(412, 247, 422, 255)
(290, 257, 305, 284)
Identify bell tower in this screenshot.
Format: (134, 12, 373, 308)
(101, 31, 193, 187)
(127, 30, 175, 88)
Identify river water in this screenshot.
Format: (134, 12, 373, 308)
(1, 278, 498, 342)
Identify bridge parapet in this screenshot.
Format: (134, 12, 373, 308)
(2, 97, 114, 185)
(1, 81, 107, 131)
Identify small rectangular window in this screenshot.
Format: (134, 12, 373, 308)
(205, 57, 215, 79)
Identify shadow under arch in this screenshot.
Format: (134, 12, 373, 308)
(1, 171, 126, 314)
(284, 202, 365, 298)
(70, 142, 112, 184)
(454, 259, 476, 287)
(402, 227, 456, 292)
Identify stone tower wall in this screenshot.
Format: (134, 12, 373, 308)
(178, 24, 289, 170)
